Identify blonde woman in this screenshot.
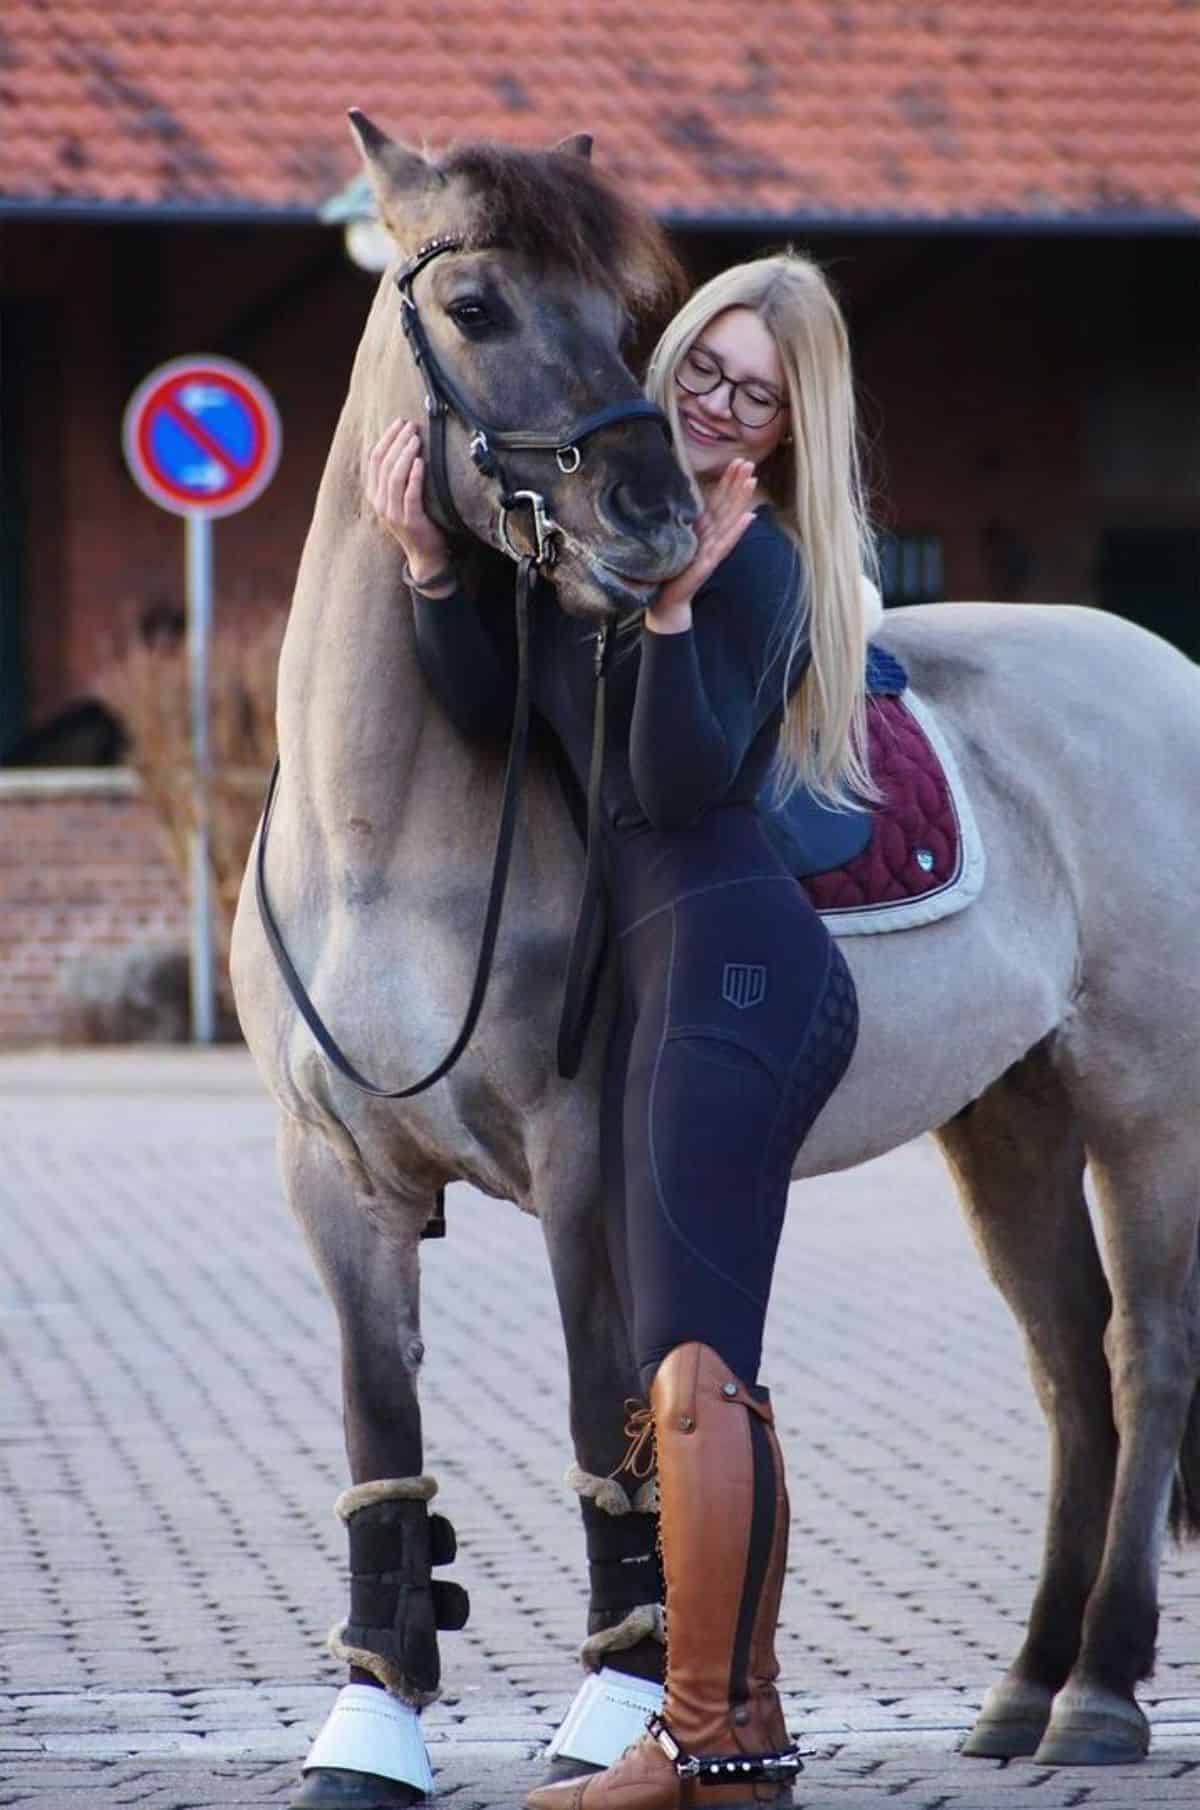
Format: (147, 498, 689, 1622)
(370, 253, 873, 1807)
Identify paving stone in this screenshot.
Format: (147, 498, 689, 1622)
(40, 1734, 209, 1758)
(1, 1051, 1198, 1808)
(191, 1732, 301, 1759)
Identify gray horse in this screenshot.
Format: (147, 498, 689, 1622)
(230, 117, 1200, 1800)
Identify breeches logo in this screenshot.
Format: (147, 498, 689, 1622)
(721, 962, 768, 1011)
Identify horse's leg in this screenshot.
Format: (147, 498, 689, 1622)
(281, 1119, 466, 1810)
(543, 1173, 663, 1649)
(537, 1170, 665, 1779)
(1032, 1108, 1200, 1764)
(933, 1042, 1117, 1759)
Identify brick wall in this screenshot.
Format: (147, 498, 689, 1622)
(0, 772, 189, 1043)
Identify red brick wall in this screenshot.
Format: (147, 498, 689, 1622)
(0, 775, 188, 1043)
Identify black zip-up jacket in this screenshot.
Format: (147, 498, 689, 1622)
(412, 509, 809, 839)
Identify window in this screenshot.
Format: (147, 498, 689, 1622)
(877, 532, 944, 607)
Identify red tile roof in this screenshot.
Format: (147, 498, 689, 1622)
(2, 1, 1198, 224)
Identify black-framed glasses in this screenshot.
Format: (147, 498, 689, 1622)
(675, 344, 786, 430)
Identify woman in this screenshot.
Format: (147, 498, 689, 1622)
(368, 254, 872, 1807)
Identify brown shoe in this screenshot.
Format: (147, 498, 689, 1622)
(526, 1344, 799, 1810)
(524, 1724, 792, 1810)
(525, 1731, 680, 1810)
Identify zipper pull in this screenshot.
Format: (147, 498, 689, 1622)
(593, 623, 610, 677)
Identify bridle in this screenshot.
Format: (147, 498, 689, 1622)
(255, 235, 667, 1098)
(394, 234, 668, 565)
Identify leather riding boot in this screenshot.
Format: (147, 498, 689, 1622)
(526, 1343, 798, 1810)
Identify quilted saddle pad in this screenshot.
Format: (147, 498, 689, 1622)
(799, 688, 985, 935)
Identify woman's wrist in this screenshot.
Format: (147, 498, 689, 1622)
(406, 549, 452, 587)
(644, 597, 693, 635)
(402, 552, 456, 598)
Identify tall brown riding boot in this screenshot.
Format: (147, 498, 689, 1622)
(526, 1343, 800, 1809)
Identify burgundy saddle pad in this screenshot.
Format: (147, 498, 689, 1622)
(801, 695, 962, 916)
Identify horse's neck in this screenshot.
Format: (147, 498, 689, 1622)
(276, 396, 453, 852)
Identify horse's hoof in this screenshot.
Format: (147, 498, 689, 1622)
(960, 1678, 1054, 1759)
(1032, 1685, 1150, 1766)
(297, 1683, 432, 1804)
(292, 1767, 426, 1809)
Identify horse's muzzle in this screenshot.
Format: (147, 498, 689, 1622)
(597, 481, 700, 575)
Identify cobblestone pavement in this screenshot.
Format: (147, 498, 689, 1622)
(2, 1049, 1198, 1809)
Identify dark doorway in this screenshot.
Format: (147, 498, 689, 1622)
(1095, 528, 1200, 661)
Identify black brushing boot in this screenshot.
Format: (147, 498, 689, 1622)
(294, 1476, 468, 1810)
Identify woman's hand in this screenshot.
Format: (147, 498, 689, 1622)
(644, 459, 758, 635)
(366, 418, 452, 591)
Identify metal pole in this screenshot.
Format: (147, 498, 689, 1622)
(186, 511, 216, 1043)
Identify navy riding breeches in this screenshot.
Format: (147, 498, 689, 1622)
(602, 805, 859, 1392)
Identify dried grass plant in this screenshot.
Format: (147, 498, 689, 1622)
(95, 613, 285, 965)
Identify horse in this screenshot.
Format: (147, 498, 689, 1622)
(230, 117, 1200, 1805)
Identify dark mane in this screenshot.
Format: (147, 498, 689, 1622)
(438, 141, 687, 329)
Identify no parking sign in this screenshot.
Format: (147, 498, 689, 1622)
(122, 356, 282, 1043)
(123, 356, 281, 518)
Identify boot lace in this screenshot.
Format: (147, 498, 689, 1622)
(615, 1400, 656, 1480)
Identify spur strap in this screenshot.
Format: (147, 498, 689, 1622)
(647, 1713, 804, 1787)
(254, 556, 537, 1099)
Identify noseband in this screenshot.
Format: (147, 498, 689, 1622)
(395, 235, 669, 565)
(255, 234, 663, 1101)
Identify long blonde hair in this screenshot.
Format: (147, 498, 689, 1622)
(644, 253, 878, 807)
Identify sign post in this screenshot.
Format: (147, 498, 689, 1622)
(122, 356, 281, 1043)
(186, 512, 216, 1044)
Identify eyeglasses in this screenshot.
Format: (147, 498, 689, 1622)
(675, 344, 786, 430)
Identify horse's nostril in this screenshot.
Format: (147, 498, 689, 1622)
(604, 480, 676, 533)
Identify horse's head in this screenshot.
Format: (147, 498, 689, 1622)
(350, 113, 700, 619)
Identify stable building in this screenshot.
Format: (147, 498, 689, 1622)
(1, 0, 1197, 1039)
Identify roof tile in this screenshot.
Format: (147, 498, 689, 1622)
(0, 0, 1196, 221)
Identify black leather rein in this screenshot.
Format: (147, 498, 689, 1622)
(255, 552, 537, 1100)
(254, 235, 667, 1099)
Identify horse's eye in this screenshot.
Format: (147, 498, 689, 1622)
(447, 299, 491, 331)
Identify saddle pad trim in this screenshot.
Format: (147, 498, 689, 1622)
(818, 688, 986, 937)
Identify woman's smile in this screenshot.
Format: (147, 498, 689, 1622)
(679, 405, 737, 447)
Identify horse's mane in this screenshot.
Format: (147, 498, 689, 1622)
(438, 141, 688, 329)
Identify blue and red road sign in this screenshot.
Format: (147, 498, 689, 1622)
(122, 356, 282, 519)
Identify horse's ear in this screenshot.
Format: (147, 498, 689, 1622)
(553, 133, 594, 161)
(348, 109, 444, 203)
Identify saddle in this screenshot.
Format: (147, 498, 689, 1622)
(761, 643, 984, 934)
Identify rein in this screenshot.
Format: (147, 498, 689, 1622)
(555, 618, 613, 1080)
(255, 555, 537, 1099)
(255, 236, 666, 1098)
